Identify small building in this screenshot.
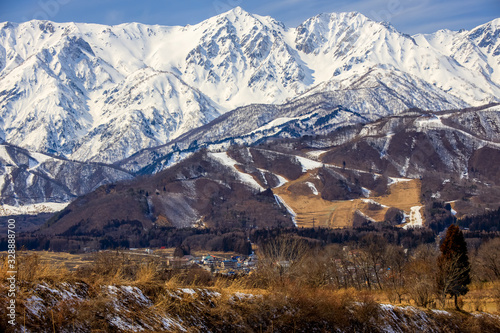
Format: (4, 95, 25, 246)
(221, 260, 237, 269)
(203, 255, 215, 265)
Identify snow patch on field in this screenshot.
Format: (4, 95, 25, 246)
(109, 316, 146, 332)
(361, 199, 388, 208)
(403, 206, 423, 229)
(356, 210, 377, 223)
(388, 177, 413, 185)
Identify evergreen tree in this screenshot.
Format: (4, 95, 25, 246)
(436, 224, 471, 309)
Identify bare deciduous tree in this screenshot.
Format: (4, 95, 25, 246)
(476, 238, 500, 281)
(383, 245, 408, 303)
(256, 235, 309, 287)
(406, 244, 438, 307)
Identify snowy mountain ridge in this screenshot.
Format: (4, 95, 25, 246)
(1, 8, 500, 165)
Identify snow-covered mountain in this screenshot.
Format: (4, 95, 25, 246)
(40, 104, 500, 233)
(119, 92, 370, 174)
(296, 13, 500, 106)
(1, 8, 500, 212)
(1, 8, 500, 165)
(0, 143, 132, 211)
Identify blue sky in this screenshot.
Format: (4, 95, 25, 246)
(0, 0, 499, 35)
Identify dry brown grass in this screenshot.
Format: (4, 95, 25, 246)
(0, 251, 71, 284)
(2, 250, 500, 332)
(274, 173, 422, 228)
(463, 281, 500, 314)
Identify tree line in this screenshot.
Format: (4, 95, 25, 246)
(255, 224, 496, 310)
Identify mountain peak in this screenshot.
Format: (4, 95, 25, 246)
(296, 11, 374, 37)
(484, 17, 500, 29)
(202, 5, 263, 28)
(229, 6, 246, 15)
(314, 11, 370, 24)
(219, 6, 252, 19)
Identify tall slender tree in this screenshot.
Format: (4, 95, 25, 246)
(436, 224, 471, 309)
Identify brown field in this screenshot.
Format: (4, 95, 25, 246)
(0, 248, 242, 272)
(9, 251, 93, 271)
(274, 171, 423, 228)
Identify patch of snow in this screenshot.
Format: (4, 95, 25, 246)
(121, 286, 151, 305)
(274, 194, 297, 226)
(26, 152, 55, 170)
(361, 199, 388, 208)
(379, 133, 395, 158)
(257, 168, 288, 188)
(305, 182, 319, 195)
(388, 177, 413, 185)
(0, 146, 16, 166)
(274, 174, 288, 187)
(155, 151, 194, 173)
(25, 296, 45, 317)
(180, 288, 196, 295)
(295, 156, 323, 172)
(401, 212, 409, 224)
(107, 285, 119, 293)
(431, 309, 451, 316)
(0, 202, 70, 216)
(431, 192, 441, 199)
(403, 206, 423, 229)
(306, 150, 328, 159)
(110, 316, 146, 332)
(355, 210, 377, 223)
(401, 156, 410, 176)
(250, 117, 298, 134)
(210, 152, 264, 191)
(379, 303, 395, 310)
(232, 292, 256, 301)
(161, 317, 187, 332)
(361, 187, 371, 198)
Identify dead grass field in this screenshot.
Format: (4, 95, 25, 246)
(0, 248, 243, 274)
(274, 172, 423, 228)
(11, 251, 93, 271)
